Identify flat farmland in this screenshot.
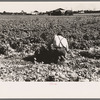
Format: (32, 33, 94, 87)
(0, 14, 100, 82)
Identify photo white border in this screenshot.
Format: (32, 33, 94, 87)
(0, 82, 100, 98)
(0, 1, 100, 98)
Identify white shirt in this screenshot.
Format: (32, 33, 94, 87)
(52, 35, 69, 51)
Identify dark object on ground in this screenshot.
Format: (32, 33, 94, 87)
(23, 55, 35, 63)
(23, 44, 65, 64)
(34, 45, 65, 64)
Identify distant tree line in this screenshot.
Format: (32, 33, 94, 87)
(0, 11, 32, 15)
(1, 9, 100, 16)
(84, 10, 100, 13)
(73, 10, 100, 14)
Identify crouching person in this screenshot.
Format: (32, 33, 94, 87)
(50, 32, 70, 63)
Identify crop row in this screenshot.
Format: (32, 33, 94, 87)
(0, 15, 100, 55)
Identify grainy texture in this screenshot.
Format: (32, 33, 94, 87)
(0, 14, 100, 82)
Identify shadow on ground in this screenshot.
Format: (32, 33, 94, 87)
(23, 45, 64, 64)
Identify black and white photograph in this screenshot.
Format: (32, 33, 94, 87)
(0, 2, 100, 83)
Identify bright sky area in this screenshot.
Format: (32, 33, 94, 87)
(0, 2, 100, 13)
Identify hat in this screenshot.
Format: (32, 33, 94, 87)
(57, 32, 64, 36)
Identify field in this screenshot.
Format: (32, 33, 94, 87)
(0, 14, 100, 82)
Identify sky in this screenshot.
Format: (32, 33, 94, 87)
(0, 2, 100, 13)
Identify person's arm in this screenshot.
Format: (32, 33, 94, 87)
(66, 41, 69, 52)
(66, 41, 74, 58)
(49, 36, 55, 50)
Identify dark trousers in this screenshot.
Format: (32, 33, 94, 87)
(51, 47, 67, 62)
